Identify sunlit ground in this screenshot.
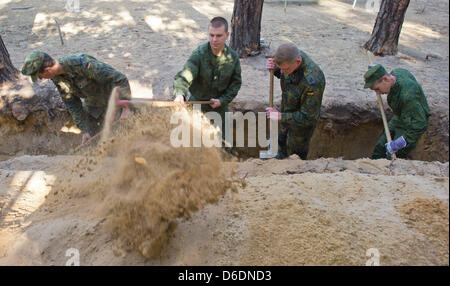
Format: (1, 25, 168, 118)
(0, 0, 448, 109)
(1, 170, 56, 229)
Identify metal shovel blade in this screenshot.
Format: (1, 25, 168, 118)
(259, 145, 277, 160)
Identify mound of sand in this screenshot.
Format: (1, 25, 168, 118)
(0, 0, 448, 265)
(397, 197, 449, 260)
(0, 151, 448, 265)
(0, 107, 239, 262)
(101, 109, 238, 258)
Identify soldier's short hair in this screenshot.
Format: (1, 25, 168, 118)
(210, 17, 228, 32)
(275, 43, 300, 65)
(39, 53, 56, 72)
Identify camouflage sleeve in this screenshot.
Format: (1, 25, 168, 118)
(173, 50, 200, 100)
(56, 84, 91, 134)
(219, 59, 242, 106)
(281, 86, 323, 128)
(393, 88, 429, 145)
(78, 57, 131, 99)
(273, 67, 281, 79)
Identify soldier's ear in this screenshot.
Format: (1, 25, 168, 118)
(44, 66, 57, 76)
(381, 75, 390, 82)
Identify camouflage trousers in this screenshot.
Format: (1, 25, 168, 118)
(278, 123, 316, 160)
(85, 85, 132, 136)
(84, 110, 105, 136)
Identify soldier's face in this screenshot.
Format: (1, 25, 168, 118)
(370, 76, 391, 94)
(278, 58, 302, 75)
(38, 67, 56, 80)
(209, 25, 229, 51)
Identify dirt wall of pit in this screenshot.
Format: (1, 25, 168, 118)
(1, 95, 448, 162)
(228, 101, 449, 162)
(1, 0, 448, 163)
(0, 79, 80, 161)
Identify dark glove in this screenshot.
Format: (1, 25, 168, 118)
(385, 136, 407, 155)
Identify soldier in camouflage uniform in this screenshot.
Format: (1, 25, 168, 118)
(266, 43, 325, 159)
(21, 51, 131, 144)
(364, 64, 430, 159)
(173, 17, 242, 145)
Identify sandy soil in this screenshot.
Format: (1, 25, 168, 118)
(0, 109, 448, 266)
(0, 153, 448, 265)
(1, 0, 448, 162)
(1, 0, 448, 110)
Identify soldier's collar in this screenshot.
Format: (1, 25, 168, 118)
(58, 59, 75, 77)
(389, 75, 400, 96)
(299, 55, 306, 69)
(222, 44, 229, 54)
(208, 43, 227, 57)
(289, 62, 304, 78)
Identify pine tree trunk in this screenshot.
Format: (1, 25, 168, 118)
(230, 0, 264, 58)
(363, 0, 410, 56)
(0, 35, 19, 84)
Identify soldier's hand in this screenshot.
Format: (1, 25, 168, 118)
(82, 133, 92, 145)
(266, 58, 276, 70)
(174, 94, 186, 106)
(385, 136, 407, 155)
(266, 107, 281, 121)
(119, 106, 130, 120)
(210, 98, 221, 109)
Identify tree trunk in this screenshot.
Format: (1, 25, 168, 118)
(363, 0, 410, 56)
(0, 35, 19, 85)
(230, 0, 264, 58)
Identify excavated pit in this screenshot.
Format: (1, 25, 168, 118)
(227, 103, 449, 162)
(0, 77, 448, 266)
(0, 0, 448, 266)
(0, 76, 448, 163)
(1, 102, 448, 163)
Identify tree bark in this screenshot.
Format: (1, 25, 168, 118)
(230, 0, 264, 58)
(0, 35, 19, 85)
(363, 0, 410, 56)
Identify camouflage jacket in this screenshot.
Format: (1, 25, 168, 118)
(173, 42, 242, 105)
(274, 50, 325, 129)
(387, 68, 431, 144)
(52, 54, 131, 134)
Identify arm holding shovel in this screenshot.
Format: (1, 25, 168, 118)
(363, 59, 401, 162)
(375, 90, 398, 161)
(260, 54, 279, 160)
(265, 56, 281, 120)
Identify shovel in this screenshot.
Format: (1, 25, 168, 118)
(365, 52, 396, 174)
(70, 87, 211, 154)
(259, 52, 278, 160)
(375, 90, 396, 175)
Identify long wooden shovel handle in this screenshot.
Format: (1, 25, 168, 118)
(269, 70, 274, 108)
(265, 54, 275, 108)
(129, 99, 212, 107)
(365, 50, 396, 161)
(69, 99, 211, 154)
(376, 94, 397, 160)
(376, 94, 392, 142)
